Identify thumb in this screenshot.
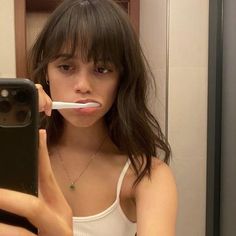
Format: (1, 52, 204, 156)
(38, 130, 71, 218)
(38, 129, 53, 181)
(38, 129, 61, 199)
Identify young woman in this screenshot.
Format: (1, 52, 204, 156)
(0, 0, 177, 235)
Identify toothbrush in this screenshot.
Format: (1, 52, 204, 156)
(52, 101, 100, 110)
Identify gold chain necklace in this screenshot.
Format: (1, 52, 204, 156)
(56, 136, 106, 190)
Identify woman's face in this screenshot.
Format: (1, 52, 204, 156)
(47, 54, 119, 128)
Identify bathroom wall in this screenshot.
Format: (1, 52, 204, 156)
(0, 0, 16, 78)
(140, 0, 168, 133)
(168, 0, 209, 235)
(140, 0, 209, 235)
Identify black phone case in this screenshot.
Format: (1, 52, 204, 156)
(0, 79, 38, 234)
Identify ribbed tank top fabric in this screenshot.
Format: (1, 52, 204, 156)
(72, 159, 137, 236)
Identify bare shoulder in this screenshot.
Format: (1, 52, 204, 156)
(134, 158, 178, 235)
(135, 157, 177, 193)
(135, 158, 177, 207)
(150, 158, 176, 185)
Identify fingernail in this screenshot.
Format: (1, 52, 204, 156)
(40, 129, 46, 139)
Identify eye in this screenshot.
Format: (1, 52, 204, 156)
(94, 66, 112, 74)
(58, 64, 73, 72)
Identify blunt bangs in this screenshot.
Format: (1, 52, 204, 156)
(42, 0, 126, 72)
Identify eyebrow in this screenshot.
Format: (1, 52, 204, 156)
(55, 53, 75, 60)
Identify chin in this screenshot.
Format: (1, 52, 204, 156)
(63, 115, 104, 129)
(59, 110, 107, 129)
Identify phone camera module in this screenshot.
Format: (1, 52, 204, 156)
(14, 90, 30, 104)
(16, 110, 31, 123)
(0, 100, 12, 113)
(1, 89, 9, 98)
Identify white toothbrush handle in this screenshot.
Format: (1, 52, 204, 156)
(52, 102, 99, 109)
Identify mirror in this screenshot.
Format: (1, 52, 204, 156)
(0, 0, 212, 235)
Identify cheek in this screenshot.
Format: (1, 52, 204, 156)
(104, 81, 119, 105)
(48, 79, 70, 101)
(47, 66, 66, 100)
(47, 71, 68, 100)
(49, 81, 61, 100)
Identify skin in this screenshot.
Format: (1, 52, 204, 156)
(0, 56, 178, 235)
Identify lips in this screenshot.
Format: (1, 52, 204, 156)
(75, 99, 101, 105)
(72, 99, 101, 114)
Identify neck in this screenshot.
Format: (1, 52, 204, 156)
(58, 119, 109, 151)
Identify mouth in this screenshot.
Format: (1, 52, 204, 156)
(75, 99, 100, 105)
(73, 99, 101, 114)
(75, 100, 101, 108)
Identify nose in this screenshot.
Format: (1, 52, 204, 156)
(73, 71, 92, 94)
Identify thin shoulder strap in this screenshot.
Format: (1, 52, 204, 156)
(116, 159, 131, 199)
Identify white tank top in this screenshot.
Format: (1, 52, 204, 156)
(72, 160, 137, 236)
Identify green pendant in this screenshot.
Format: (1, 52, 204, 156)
(69, 183, 75, 190)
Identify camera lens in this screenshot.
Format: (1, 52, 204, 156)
(0, 100, 12, 113)
(14, 90, 30, 104)
(16, 110, 30, 123)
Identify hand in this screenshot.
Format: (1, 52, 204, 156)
(35, 84, 52, 116)
(0, 130, 73, 236)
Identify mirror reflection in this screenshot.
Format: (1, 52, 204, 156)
(0, 0, 211, 236)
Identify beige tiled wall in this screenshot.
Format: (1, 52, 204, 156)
(0, 0, 16, 78)
(168, 0, 209, 235)
(140, 0, 209, 235)
(139, 0, 168, 133)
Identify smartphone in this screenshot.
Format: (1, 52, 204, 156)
(0, 78, 38, 234)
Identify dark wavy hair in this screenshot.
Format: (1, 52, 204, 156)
(28, 0, 171, 185)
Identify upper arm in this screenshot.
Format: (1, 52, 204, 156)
(135, 159, 178, 236)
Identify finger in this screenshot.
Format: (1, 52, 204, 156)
(0, 222, 36, 236)
(44, 95, 52, 117)
(0, 189, 69, 235)
(35, 84, 45, 113)
(35, 84, 52, 116)
(38, 129, 54, 181)
(38, 130, 62, 195)
(0, 188, 46, 229)
(38, 130, 72, 220)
